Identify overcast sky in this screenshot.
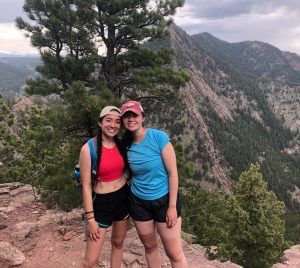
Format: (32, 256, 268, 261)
(1, 0, 300, 55)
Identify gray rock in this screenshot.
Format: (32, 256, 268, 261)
(0, 183, 37, 213)
(37, 210, 65, 227)
(61, 208, 83, 225)
(58, 225, 67, 235)
(0, 241, 25, 267)
(0, 187, 10, 207)
(14, 221, 37, 240)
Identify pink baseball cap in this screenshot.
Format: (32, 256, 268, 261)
(120, 101, 144, 116)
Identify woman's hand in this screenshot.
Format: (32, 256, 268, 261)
(166, 206, 177, 228)
(87, 219, 101, 241)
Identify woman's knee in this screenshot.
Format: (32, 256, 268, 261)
(140, 235, 159, 253)
(144, 241, 159, 253)
(166, 248, 185, 263)
(111, 237, 124, 250)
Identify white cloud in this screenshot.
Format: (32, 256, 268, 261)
(0, 23, 37, 54)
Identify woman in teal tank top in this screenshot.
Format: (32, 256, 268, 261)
(121, 100, 188, 268)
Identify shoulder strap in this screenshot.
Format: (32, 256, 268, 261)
(87, 137, 97, 171)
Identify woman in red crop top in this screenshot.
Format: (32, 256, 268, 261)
(79, 106, 131, 268)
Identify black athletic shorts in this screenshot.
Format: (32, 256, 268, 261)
(129, 192, 181, 222)
(92, 183, 130, 228)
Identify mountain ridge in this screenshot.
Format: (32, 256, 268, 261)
(191, 32, 300, 84)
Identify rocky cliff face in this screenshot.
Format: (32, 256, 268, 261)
(259, 81, 300, 154)
(165, 23, 245, 192)
(191, 31, 300, 154)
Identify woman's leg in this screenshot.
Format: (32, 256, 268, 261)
(82, 227, 107, 268)
(134, 220, 161, 267)
(157, 217, 188, 268)
(110, 219, 129, 268)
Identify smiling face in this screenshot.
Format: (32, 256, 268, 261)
(99, 114, 121, 138)
(122, 111, 144, 132)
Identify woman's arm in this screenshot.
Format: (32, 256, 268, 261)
(79, 144, 100, 240)
(161, 142, 179, 228)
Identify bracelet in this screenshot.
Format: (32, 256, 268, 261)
(85, 210, 94, 215)
(87, 216, 95, 221)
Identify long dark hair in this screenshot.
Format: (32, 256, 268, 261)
(91, 124, 131, 186)
(121, 129, 134, 150)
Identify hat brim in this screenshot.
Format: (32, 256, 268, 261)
(121, 108, 142, 116)
(99, 106, 121, 118)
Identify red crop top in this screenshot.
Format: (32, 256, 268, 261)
(98, 145, 124, 182)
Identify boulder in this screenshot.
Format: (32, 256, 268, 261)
(37, 210, 65, 227)
(273, 244, 300, 267)
(0, 242, 25, 267)
(0, 183, 36, 212)
(14, 221, 37, 240)
(61, 208, 83, 225)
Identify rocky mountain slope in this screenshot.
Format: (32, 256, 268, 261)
(190, 32, 300, 210)
(0, 182, 242, 268)
(191, 32, 300, 152)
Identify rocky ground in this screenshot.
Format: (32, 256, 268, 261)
(0, 183, 298, 268)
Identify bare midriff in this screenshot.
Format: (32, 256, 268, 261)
(93, 175, 127, 194)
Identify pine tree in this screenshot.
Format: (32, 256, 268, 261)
(182, 186, 229, 246)
(217, 164, 289, 268)
(16, 0, 97, 96)
(16, 0, 188, 100)
(182, 164, 290, 268)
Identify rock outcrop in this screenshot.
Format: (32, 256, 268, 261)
(0, 242, 25, 268)
(272, 245, 300, 268)
(0, 183, 241, 267)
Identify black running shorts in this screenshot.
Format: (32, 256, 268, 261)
(129, 192, 181, 222)
(92, 183, 130, 228)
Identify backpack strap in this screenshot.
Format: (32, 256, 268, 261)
(87, 137, 98, 173)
